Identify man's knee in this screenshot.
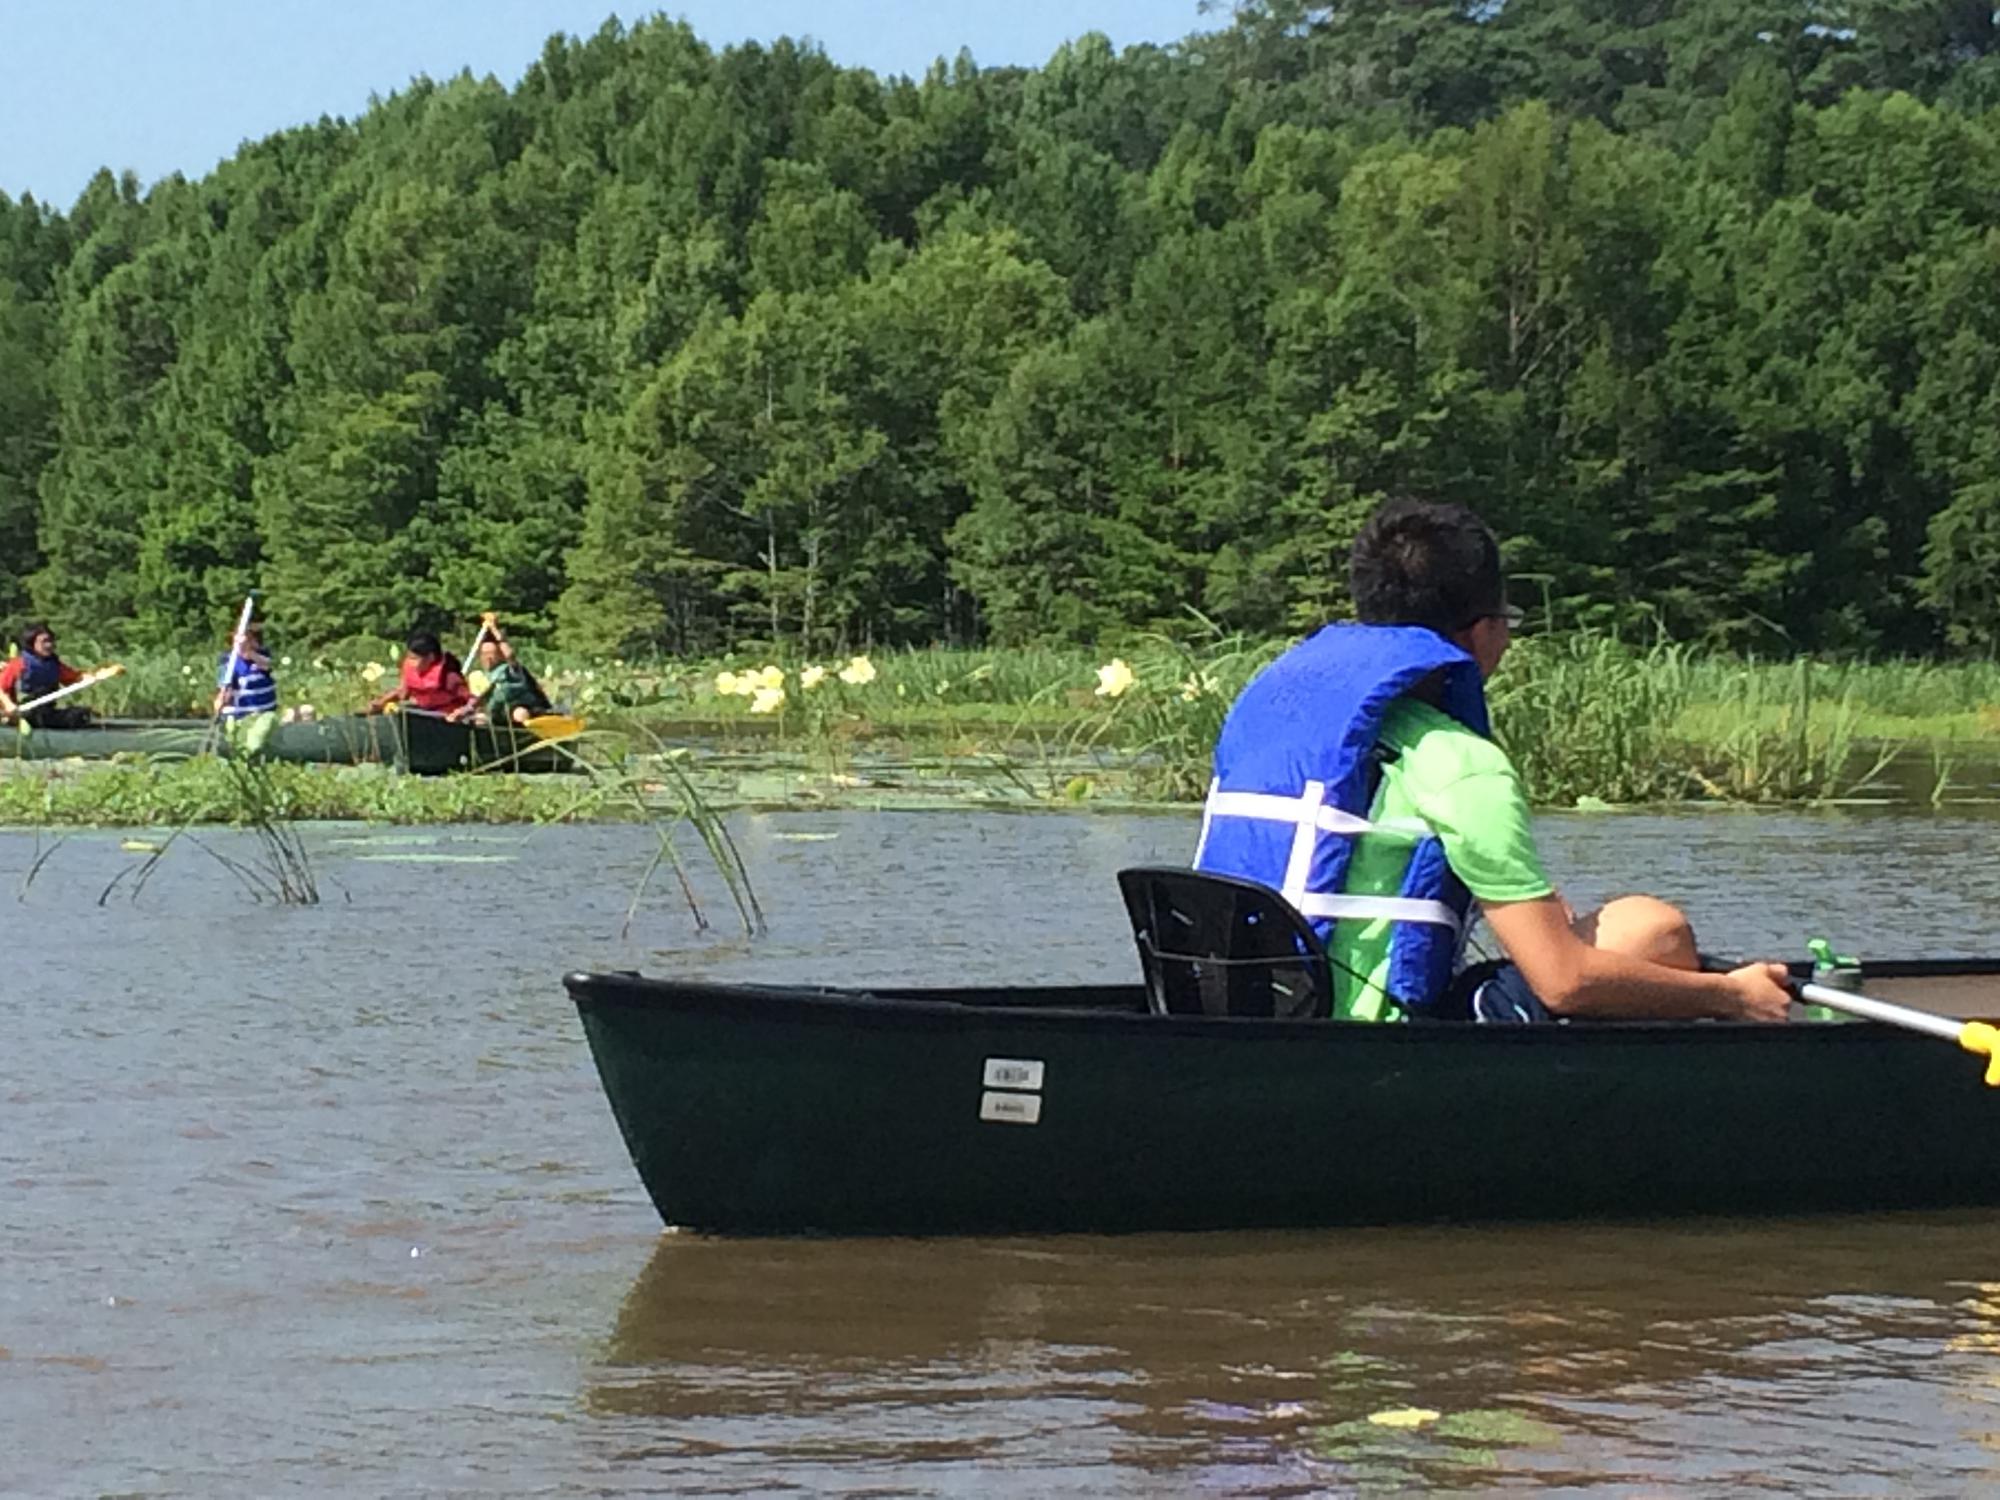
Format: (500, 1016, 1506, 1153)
(1574, 894, 1698, 969)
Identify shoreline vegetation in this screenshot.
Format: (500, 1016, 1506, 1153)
(1, 636, 1993, 827)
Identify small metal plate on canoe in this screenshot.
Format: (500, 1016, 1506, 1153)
(979, 1090, 1043, 1125)
(982, 1057, 1045, 1091)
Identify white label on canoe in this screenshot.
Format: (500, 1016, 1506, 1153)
(980, 1090, 1043, 1125)
(982, 1057, 1045, 1091)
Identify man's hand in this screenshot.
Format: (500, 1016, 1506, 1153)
(1724, 962, 1793, 1023)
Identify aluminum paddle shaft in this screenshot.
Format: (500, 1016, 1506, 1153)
(202, 591, 259, 754)
(1799, 981, 2000, 1086)
(14, 663, 124, 716)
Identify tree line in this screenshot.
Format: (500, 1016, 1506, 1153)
(3, 0, 1999, 655)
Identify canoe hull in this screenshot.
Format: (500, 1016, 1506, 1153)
(567, 966, 2000, 1236)
(2, 714, 575, 775)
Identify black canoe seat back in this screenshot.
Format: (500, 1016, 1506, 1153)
(1116, 866, 1332, 1020)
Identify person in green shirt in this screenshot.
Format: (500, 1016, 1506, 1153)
(467, 620, 551, 726)
(1301, 498, 1790, 1023)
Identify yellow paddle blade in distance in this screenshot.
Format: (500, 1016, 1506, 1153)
(465, 669, 492, 697)
(524, 713, 585, 742)
(1960, 1021, 2000, 1087)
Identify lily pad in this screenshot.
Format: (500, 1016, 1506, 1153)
(1432, 1409, 1563, 1446)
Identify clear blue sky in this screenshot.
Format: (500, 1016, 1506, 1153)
(1, 0, 1206, 210)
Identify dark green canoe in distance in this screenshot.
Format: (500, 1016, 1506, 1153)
(3, 712, 577, 775)
(567, 961, 2000, 1237)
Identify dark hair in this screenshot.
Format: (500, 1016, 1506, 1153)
(17, 621, 53, 654)
(406, 630, 443, 658)
(1349, 498, 1505, 633)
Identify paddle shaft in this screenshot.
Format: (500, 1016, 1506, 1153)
(1797, 979, 1999, 1084)
(203, 591, 259, 752)
(461, 612, 498, 674)
(14, 666, 122, 716)
(1797, 980, 1964, 1041)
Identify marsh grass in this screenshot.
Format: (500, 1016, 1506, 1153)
(537, 727, 762, 936)
(16, 635, 1997, 811)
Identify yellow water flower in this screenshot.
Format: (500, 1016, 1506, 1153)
(714, 670, 745, 696)
(1095, 658, 1136, 698)
(1367, 1408, 1442, 1429)
(361, 661, 387, 684)
(800, 664, 828, 690)
(755, 663, 786, 692)
(1179, 672, 1218, 702)
(837, 654, 877, 686)
(749, 684, 787, 715)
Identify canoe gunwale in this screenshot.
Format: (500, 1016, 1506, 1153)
(563, 958, 2000, 1044)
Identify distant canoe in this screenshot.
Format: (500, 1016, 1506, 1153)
(2, 711, 579, 775)
(568, 960, 2000, 1236)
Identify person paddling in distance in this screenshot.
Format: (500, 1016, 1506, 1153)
(368, 629, 474, 719)
(213, 619, 279, 731)
(0, 622, 92, 729)
(1195, 497, 1793, 1023)
(467, 618, 551, 726)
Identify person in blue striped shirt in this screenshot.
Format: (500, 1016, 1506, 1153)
(214, 621, 279, 725)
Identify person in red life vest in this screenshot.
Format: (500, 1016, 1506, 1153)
(368, 629, 475, 719)
(0, 622, 90, 728)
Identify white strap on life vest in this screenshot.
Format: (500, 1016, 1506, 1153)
(1293, 892, 1462, 928)
(1199, 777, 1462, 933)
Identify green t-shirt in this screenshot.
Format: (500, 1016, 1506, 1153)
(1331, 698, 1554, 1020)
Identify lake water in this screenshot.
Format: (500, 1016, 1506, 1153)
(4, 807, 1998, 1495)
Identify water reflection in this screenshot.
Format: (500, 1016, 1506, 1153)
(590, 1215, 2000, 1493)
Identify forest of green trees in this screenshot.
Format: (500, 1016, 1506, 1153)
(2, 0, 1999, 655)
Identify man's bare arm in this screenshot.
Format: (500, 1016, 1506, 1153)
(1481, 895, 1791, 1022)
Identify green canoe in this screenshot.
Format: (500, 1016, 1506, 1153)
(2, 711, 578, 775)
(567, 958, 2000, 1236)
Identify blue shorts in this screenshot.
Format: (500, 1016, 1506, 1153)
(1447, 960, 1555, 1024)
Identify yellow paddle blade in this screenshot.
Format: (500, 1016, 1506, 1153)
(465, 668, 492, 697)
(524, 713, 585, 742)
(1960, 1021, 2000, 1087)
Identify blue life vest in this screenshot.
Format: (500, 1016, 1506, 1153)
(17, 650, 63, 699)
(1192, 624, 1491, 1018)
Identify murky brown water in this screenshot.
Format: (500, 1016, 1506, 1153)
(5, 807, 1999, 1495)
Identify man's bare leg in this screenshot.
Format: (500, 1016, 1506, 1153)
(1572, 895, 1700, 970)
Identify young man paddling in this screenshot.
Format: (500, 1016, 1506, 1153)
(0, 623, 90, 729)
(369, 630, 475, 720)
(1195, 498, 1792, 1024)
(467, 619, 551, 726)
(213, 620, 279, 723)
